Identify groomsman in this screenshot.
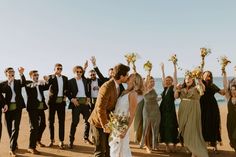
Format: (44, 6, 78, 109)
(83, 60, 103, 111)
(68, 65, 92, 149)
(45, 63, 68, 149)
(0, 67, 26, 157)
(24, 70, 49, 154)
(0, 88, 8, 142)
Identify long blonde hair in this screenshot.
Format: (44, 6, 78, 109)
(123, 73, 144, 95)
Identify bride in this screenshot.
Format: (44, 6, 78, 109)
(109, 73, 144, 157)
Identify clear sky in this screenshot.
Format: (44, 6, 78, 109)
(0, 0, 236, 80)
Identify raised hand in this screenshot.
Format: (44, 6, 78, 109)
(18, 67, 25, 75)
(2, 104, 8, 112)
(90, 56, 96, 66)
(84, 60, 88, 70)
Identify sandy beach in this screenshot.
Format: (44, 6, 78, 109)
(0, 105, 235, 157)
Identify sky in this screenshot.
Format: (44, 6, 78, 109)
(0, 0, 236, 80)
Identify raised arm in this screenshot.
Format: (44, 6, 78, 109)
(223, 71, 230, 100)
(90, 56, 107, 82)
(18, 67, 26, 87)
(160, 63, 165, 88)
(173, 63, 178, 88)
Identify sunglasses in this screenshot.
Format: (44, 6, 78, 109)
(33, 74, 39, 77)
(90, 74, 96, 76)
(57, 67, 63, 70)
(77, 71, 83, 74)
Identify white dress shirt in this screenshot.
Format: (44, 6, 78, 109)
(36, 85, 42, 101)
(76, 78, 86, 97)
(91, 79, 99, 98)
(56, 75, 63, 97)
(8, 80, 16, 103)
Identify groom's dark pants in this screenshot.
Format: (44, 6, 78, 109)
(91, 125, 110, 157)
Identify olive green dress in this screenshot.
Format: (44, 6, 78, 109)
(227, 97, 236, 151)
(178, 87, 208, 157)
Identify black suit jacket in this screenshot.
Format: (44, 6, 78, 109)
(25, 81, 49, 111)
(0, 86, 6, 108)
(94, 66, 125, 94)
(87, 78, 103, 98)
(47, 75, 69, 106)
(0, 75, 26, 110)
(67, 77, 90, 109)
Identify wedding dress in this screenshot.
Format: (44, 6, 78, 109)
(109, 93, 132, 157)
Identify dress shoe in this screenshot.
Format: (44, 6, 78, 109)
(27, 148, 40, 154)
(37, 141, 46, 147)
(68, 143, 73, 149)
(83, 138, 94, 145)
(59, 141, 65, 149)
(9, 151, 16, 157)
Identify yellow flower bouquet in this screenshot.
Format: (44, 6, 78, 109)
(218, 56, 231, 75)
(143, 60, 152, 75)
(125, 53, 137, 72)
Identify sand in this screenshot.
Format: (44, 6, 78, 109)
(0, 105, 235, 157)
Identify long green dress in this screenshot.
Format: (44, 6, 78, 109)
(160, 85, 179, 144)
(178, 87, 209, 157)
(133, 96, 144, 143)
(227, 97, 236, 151)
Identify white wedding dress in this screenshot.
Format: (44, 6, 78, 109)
(109, 93, 132, 157)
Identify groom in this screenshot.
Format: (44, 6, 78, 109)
(88, 63, 130, 157)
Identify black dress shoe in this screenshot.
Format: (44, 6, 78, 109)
(37, 141, 46, 147)
(68, 143, 73, 149)
(84, 138, 94, 145)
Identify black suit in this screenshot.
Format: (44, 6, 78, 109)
(0, 89, 6, 141)
(68, 77, 91, 144)
(47, 74, 68, 142)
(25, 81, 49, 149)
(0, 75, 26, 151)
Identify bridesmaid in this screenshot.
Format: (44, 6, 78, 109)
(140, 76, 161, 153)
(159, 63, 179, 152)
(175, 72, 209, 157)
(223, 69, 236, 151)
(200, 71, 225, 152)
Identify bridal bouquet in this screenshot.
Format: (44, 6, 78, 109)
(191, 67, 202, 79)
(200, 47, 211, 58)
(185, 67, 202, 79)
(168, 54, 178, 65)
(144, 60, 152, 76)
(218, 56, 231, 75)
(107, 112, 130, 139)
(200, 47, 211, 69)
(125, 52, 138, 72)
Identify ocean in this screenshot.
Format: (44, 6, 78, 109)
(19, 77, 229, 108)
(153, 77, 229, 107)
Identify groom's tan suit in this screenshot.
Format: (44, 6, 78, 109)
(88, 78, 122, 157)
(89, 79, 119, 129)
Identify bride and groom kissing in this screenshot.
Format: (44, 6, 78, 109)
(89, 63, 144, 157)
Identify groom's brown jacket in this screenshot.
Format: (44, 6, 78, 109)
(88, 79, 119, 129)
